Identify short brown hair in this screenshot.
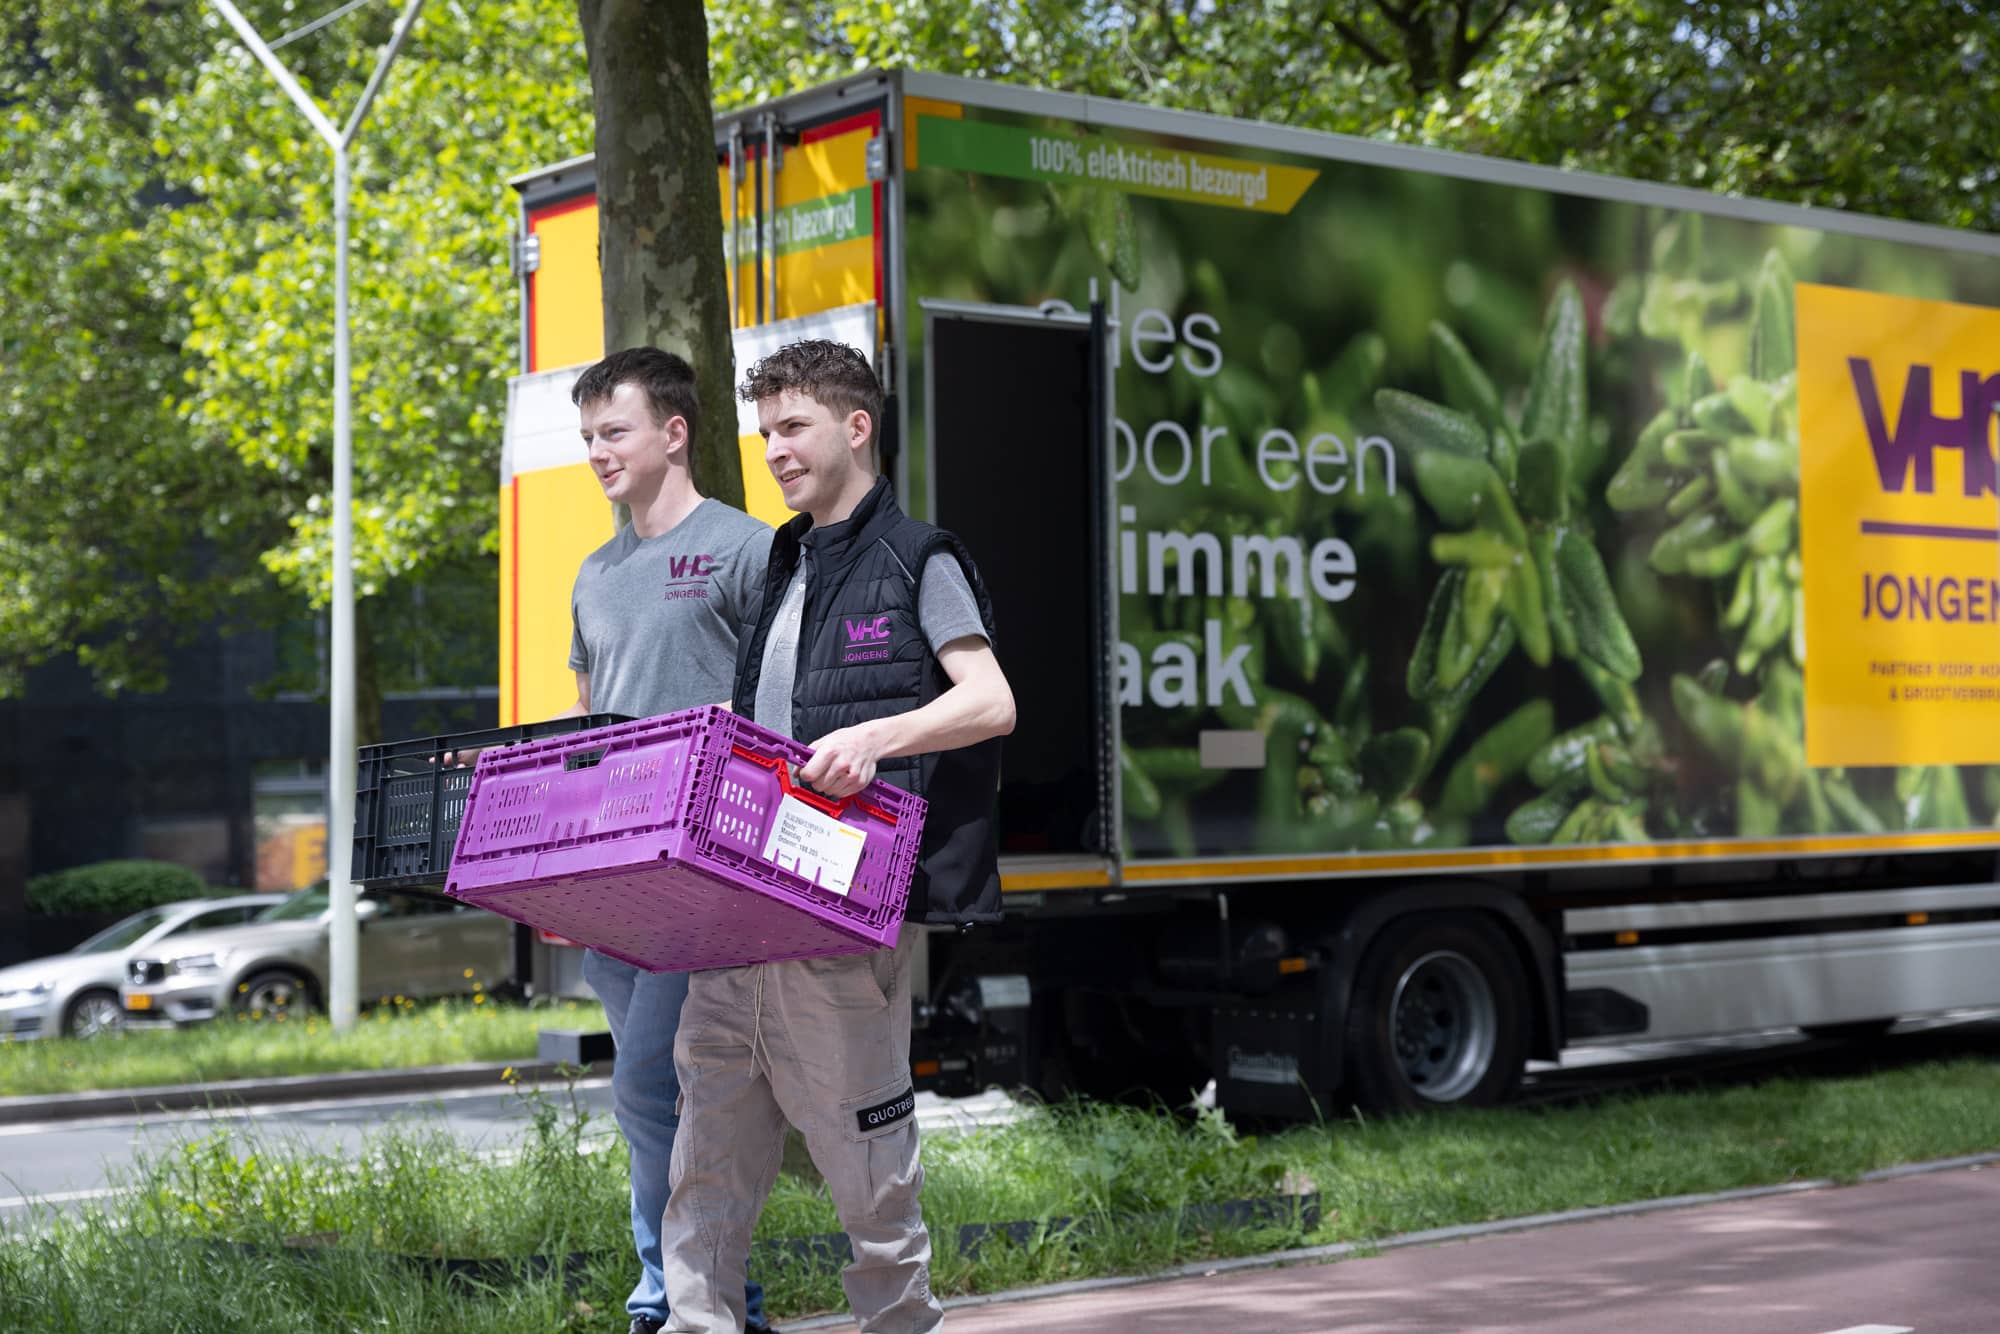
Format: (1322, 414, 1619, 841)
(738, 340, 883, 457)
(572, 346, 701, 441)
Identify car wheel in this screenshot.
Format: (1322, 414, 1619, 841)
(236, 969, 315, 1019)
(62, 989, 124, 1040)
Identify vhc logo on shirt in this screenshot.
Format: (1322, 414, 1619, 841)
(663, 554, 717, 602)
(840, 613, 895, 664)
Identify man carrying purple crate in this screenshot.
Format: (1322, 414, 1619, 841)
(563, 347, 779, 1334)
(655, 340, 1016, 1333)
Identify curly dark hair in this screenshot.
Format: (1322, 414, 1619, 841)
(571, 346, 701, 441)
(737, 340, 883, 455)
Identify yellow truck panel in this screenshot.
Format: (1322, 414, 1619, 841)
(504, 117, 884, 725)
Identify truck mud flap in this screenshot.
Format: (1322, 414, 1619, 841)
(1213, 984, 1331, 1121)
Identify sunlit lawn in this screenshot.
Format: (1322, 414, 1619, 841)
(0, 994, 610, 1096)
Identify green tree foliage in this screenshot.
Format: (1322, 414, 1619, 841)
(1445, 3, 2000, 229)
(708, 1, 1999, 229)
(1, 1, 593, 712)
(1, 4, 242, 696)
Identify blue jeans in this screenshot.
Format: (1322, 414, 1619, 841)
(583, 950, 766, 1328)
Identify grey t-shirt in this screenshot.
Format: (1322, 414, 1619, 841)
(569, 498, 772, 718)
(754, 529, 987, 742)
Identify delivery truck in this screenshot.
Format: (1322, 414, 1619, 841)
(498, 69, 2000, 1117)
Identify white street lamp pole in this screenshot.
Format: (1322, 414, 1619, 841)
(206, 0, 426, 1032)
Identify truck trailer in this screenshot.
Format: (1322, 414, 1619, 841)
(500, 69, 2000, 1116)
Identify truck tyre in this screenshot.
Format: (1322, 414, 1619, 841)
(235, 968, 316, 1020)
(1342, 912, 1528, 1113)
(62, 988, 124, 1039)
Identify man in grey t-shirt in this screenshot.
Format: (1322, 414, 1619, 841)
(570, 495, 769, 719)
(561, 348, 776, 1334)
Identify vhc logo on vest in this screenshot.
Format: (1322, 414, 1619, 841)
(840, 613, 894, 665)
(663, 554, 717, 602)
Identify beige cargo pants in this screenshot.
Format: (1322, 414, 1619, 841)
(658, 931, 941, 1333)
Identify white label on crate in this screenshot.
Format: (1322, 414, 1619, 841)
(760, 795, 866, 897)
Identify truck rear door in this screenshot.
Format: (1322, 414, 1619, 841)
(921, 299, 1120, 889)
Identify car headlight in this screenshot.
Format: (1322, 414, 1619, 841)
(0, 979, 55, 1001)
(167, 954, 221, 975)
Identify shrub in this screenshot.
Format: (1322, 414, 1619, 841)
(25, 860, 210, 915)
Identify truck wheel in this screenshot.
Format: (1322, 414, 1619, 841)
(236, 969, 315, 1020)
(1342, 912, 1528, 1114)
(62, 989, 124, 1039)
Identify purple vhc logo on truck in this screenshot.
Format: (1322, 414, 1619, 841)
(841, 613, 894, 665)
(1851, 359, 2000, 497)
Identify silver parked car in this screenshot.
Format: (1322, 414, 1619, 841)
(121, 888, 513, 1023)
(0, 895, 286, 1040)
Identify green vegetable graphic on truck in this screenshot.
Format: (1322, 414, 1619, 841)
(907, 100, 2000, 863)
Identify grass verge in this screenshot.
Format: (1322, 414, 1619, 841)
(0, 997, 609, 1096)
(4, 1053, 2000, 1330)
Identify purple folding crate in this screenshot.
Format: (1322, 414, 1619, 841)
(444, 707, 925, 972)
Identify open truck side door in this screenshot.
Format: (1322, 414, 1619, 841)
(920, 300, 1120, 890)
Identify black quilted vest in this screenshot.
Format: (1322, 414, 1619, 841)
(734, 477, 1002, 926)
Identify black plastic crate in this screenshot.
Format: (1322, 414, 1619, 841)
(354, 715, 631, 889)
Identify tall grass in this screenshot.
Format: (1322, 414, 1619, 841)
(0, 997, 609, 1097)
(6, 1055, 2000, 1329)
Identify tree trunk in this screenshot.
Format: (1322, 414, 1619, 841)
(577, 0, 742, 509)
